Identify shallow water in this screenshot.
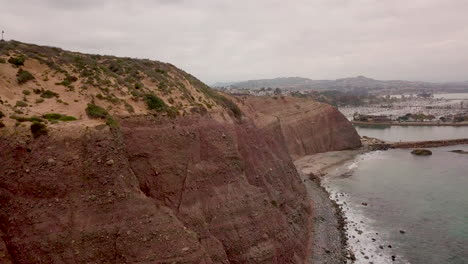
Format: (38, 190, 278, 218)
(354, 125, 468, 142)
(324, 145, 468, 264)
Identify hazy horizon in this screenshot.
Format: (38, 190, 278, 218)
(211, 75, 468, 86)
(2, 0, 468, 84)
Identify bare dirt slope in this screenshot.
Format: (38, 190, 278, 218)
(0, 40, 240, 135)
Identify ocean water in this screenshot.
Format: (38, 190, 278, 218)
(354, 125, 468, 142)
(323, 145, 468, 264)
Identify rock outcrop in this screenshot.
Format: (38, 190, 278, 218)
(449, 150, 468, 154)
(411, 149, 433, 156)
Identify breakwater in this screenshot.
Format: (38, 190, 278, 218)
(390, 138, 468, 149)
(368, 138, 468, 150)
(352, 121, 468, 127)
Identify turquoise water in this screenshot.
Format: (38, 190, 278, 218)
(354, 125, 468, 142)
(325, 145, 468, 263)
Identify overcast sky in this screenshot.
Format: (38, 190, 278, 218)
(1, 0, 467, 84)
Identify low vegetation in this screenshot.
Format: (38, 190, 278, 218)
(183, 73, 242, 119)
(30, 122, 48, 138)
(16, 69, 35, 84)
(15, 101, 28, 107)
(43, 113, 77, 122)
(56, 74, 78, 87)
(85, 103, 119, 127)
(144, 93, 167, 111)
(398, 113, 435, 122)
(1, 40, 247, 128)
(85, 103, 108, 119)
(105, 116, 119, 128)
(10, 115, 44, 123)
(8, 56, 26, 66)
(40, 90, 59, 98)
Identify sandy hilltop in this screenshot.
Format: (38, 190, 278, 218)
(0, 41, 361, 263)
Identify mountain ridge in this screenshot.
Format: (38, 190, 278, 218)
(213, 76, 468, 93)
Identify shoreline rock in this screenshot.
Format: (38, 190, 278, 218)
(449, 149, 468, 154)
(411, 149, 433, 156)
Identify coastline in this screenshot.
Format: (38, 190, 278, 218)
(295, 149, 367, 263)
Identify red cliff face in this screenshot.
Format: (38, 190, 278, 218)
(0, 97, 360, 263)
(240, 96, 362, 159)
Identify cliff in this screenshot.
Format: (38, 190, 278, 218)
(239, 96, 361, 159)
(0, 41, 360, 263)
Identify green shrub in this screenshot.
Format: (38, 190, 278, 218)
(56, 75, 77, 87)
(43, 113, 62, 120)
(59, 115, 77, 121)
(105, 116, 119, 128)
(41, 90, 58, 98)
(31, 122, 47, 138)
(56, 99, 69, 105)
(8, 56, 26, 66)
(134, 82, 143, 89)
(166, 106, 179, 118)
(155, 68, 166, 74)
(35, 98, 44, 104)
(66, 75, 78, 82)
(183, 73, 242, 119)
(144, 93, 166, 111)
(22, 90, 31, 95)
(85, 103, 108, 119)
(0, 111, 3, 118)
(10, 115, 44, 123)
(207, 92, 242, 119)
(15, 101, 28, 107)
(17, 69, 35, 84)
(0, 58, 5, 64)
(42, 113, 77, 122)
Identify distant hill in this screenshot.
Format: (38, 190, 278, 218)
(213, 76, 468, 93)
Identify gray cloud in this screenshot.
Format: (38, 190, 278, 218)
(1, 0, 467, 83)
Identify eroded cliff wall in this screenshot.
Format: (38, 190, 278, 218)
(0, 115, 311, 263)
(0, 97, 360, 264)
(239, 96, 361, 159)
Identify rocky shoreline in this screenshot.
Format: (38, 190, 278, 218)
(298, 136, 468, 263)
(295, 149, 367, 263)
